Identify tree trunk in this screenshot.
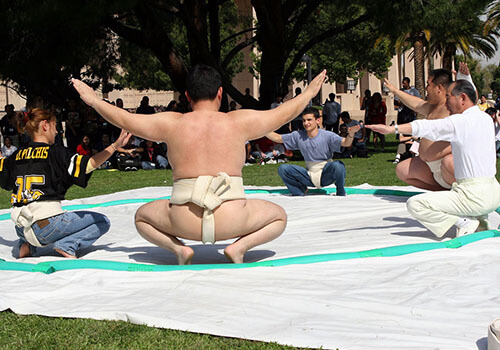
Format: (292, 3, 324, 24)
(442, 44, 455, 72)
(251, 0, 287, 109)
(413, 35, 426, 99)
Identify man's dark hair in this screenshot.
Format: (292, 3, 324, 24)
(485, 107, 497, 117)
(429, 69, 453, 88)
(403, 77, 410, 84)
(329, 93, 336, 100)
(339, 111, 351, 120)
(451, 80, 477, 104)
(186, 65, 222, 102)
(302, 107, 319, 119)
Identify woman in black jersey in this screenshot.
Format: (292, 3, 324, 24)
(0, 108, 131, 258)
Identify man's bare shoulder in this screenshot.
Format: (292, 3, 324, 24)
(227, 108, 262, 117)
(426, 105, 450, 120)
(154, 111, 184, 119)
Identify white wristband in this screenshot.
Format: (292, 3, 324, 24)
(394, 124, 399, 135)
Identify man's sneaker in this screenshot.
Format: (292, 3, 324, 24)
(393, 158, 400, 164)
(477, 215, 492, 231)
(455, 217, 480, 237)
(267, 159, 277, 164)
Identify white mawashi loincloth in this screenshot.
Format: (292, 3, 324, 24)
(305, 160, 330, 188)
(426, 159, 452, 189)
(489, 319, 500, 350)
(170, 172, 246, 244)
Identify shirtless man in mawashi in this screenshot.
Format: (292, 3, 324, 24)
(383, 63, 473, 191)
(72, 65, 327, 264)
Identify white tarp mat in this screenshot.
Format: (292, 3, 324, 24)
(1, 184, 499, 350)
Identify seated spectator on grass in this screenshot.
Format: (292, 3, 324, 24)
(334, 124, 355, 159)
(1, 136, 17, 158)
(245, 141, 255, 165)
(76, 135, 96, 156)
(96, 133, 116, 168)
(139, 140, 169, 170)
(339, 112, 367, 157)
(251, 137, 275, 164)
(116, 136, 142, 171)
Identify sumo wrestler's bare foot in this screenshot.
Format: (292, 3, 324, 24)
(18, 242, 32, 258)
(54, 248, 77, 259)
(177, 246, 194, 265)
(224, 244, 245, 264)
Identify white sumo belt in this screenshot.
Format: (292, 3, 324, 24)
(489, 319, 500, 350)
(305, 160, 330, 188)
(170, 172, 246, 244)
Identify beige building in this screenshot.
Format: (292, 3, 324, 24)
(0, 84, 26, 112)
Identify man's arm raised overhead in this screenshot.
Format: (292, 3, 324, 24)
(71, 78, 179, 142)
(233, 70, 327, 141)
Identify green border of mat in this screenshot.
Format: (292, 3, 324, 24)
(0, 187, 423, 221)
(0, 230, 498, 274)
(0, 187, 498, 274)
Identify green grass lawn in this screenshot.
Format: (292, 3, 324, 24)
(0, 134, 498, 349)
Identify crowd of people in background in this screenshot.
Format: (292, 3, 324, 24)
(2, 76, 499, 168)
(0, 98, 170, 171)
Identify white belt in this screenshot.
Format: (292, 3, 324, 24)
(11, 201, 64, 247)
(305, 160, 330, 188)
(425, 159, 452, 189)
(170, 173, 245, 244)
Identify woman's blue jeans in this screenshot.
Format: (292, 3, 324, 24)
(15, 211, 110, 257)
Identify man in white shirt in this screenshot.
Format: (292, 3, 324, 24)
(367, 79, 500, 238)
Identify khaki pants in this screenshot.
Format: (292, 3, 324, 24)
(407, 177, 500, 237)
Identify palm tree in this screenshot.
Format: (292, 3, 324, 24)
(485, 0, 500, 34)
(377, 0, 497, 98)
(427, 0, 498, 71)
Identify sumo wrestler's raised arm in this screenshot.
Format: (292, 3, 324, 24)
(234, 70, 327, 141)
(72, 79, 178, 142)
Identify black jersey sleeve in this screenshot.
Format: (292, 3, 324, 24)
(51, 145, 93, 188)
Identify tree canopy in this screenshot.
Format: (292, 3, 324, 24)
(1, 0, 495, 109)
(377, 0, 497, 98)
